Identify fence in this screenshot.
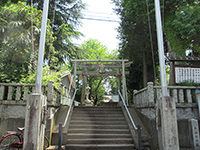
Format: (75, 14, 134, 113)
(0, 81, 61, 104)
(133, 82, 199, 108)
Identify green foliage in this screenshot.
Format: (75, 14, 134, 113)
(20, 65, 70, 89)
(179, 81, 200, 86)
(164, 0, 200, 55)
(113, 0, 200, 94)
(77, 39, 118, 103)
(26, 0, 85, 67)
(112, 0, 159, 91)
(0, 0, 85, 83)
(0, 1, 53, 82)
(108, 77, 118, 94)
(78, 39, 116, 60)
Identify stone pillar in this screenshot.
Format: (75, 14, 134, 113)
(122, 60, 128, 105)
(0, 85, 5, 100)
(158, 96, 179, 150)
(47, 80, 54, 102)
(81, 75, 87, 104)
(188, 119, 200, 150)
(74, 61, 77, 88)
(133, 90, 138, 107)
(23, 93, 46, 150)
(117, 68, 121, 101)
(196, 90, 200, 118)
(147, 82, 154, 104)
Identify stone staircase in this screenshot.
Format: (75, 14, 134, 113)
(66, 106, 135, 150)
(48, 106, 136, 150)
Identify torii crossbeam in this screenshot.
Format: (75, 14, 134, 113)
(71, 59, 132, 105)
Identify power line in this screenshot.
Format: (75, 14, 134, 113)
(82, 17, 120, 22)
(82, 10, 117, 16)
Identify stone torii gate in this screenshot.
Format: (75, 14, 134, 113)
(71, 59, 132, 105)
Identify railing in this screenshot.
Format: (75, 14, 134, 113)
(118, 90, 142, 150)
(58, 88, 77, 150)
(133, 82, 200, 108)
(62, 88, 77, 127)
(58, 75, 77, 150)
(60, 75, 76, 105)
(0, 81, 61, 104)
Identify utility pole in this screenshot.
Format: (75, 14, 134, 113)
(23, 0, 49, 149)
(154, 0, 179, 149)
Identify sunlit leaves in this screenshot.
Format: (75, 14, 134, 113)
(0, 1, 53, 82)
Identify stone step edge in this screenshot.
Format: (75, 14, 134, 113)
(66, 138, 133, 141)
(74, 106, 121, 108)
(46, 145, 65, 150)
(68, 124, 128, 126)
(66, 133, 132, 136)
(65, 144, 135, 147)
(68, 129, 130, 131)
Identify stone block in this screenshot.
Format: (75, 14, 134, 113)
(188, 119, 200, 150)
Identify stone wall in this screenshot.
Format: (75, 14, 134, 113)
(133, 106, 200, 149)
(0, 101, 26, 138)
(0, 100, 56, 141)
(132, 82, 200, 149)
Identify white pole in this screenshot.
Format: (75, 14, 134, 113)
(154, 0, 168, 97)
(35, 0, 50, 93)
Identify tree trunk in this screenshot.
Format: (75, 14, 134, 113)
(167, 40, 176, 85)
(143, 49, 148, 87)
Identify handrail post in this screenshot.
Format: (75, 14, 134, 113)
(137, 125, 142, 150)
(58, 124, 62, 150)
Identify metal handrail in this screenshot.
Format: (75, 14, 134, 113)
(118, 90, 138, 130)
(62, 88, 77, 127)
(118, 90, 142, 150)
(58, 74, 77, 150)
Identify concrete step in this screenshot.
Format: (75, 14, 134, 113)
(46, 145, 65, 150)
(74, 106, 121, 111)
(50, 106, 136, 150)
(71, 113, 124, 117)
(51, 133, 133, 145)
(69, 120, 127, 125)
(66, 138, 133, 144)
(70, 116, 126, 121)
(69, 124, 129, 129)
(67, 128, 130, 134)
(66, 133, 132, 139)
(73, 109, 122, 112)
(65, 144, 136, 150)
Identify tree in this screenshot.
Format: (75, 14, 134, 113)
(0, 1, 53, 82)
(26, 0, 85, 68)
(164, 0, 200, 55)
(76, 39, 118, 104)
(112, 0, 159, 90)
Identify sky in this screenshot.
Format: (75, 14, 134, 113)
(73, 0, 120, 51)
